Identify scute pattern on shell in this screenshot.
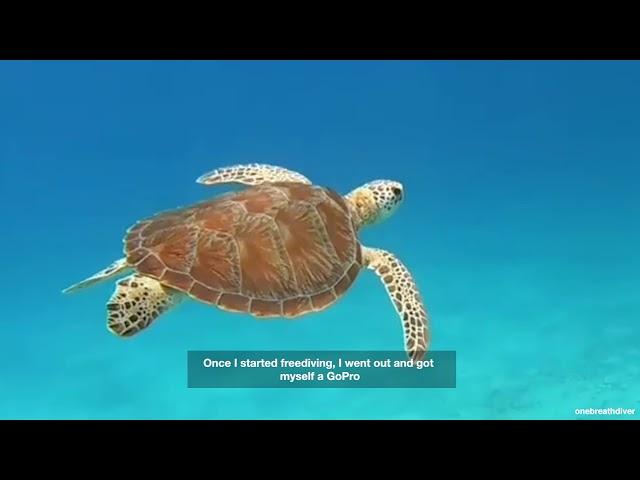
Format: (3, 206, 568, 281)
(124, 182, 362, 318)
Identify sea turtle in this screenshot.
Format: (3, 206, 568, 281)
(63, 164, 430, 360)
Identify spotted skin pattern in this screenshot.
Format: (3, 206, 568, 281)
(345, 179, 403, 228)
(196, 163, 312, 186)
(106, 274, 183, 337)
(363, 247, 430, 361)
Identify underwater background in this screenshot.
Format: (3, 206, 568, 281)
(0, 60, 638, 419)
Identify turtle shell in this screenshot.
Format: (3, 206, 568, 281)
(123, 182, 363, 318)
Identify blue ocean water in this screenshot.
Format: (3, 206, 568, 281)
(1, 60, 638, 419)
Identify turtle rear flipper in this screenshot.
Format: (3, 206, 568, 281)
(62, 258, 130, 294)
(107, 274, 183, 337)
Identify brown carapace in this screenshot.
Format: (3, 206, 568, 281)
(124, 182, 363, 318)
(63, 164, 430, 362)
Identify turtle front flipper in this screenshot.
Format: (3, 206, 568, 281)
(363, 247, 431, 361)
(107, 274, 183, 337)
(196, 164, 312, 186)
(62, 258, 130, 294)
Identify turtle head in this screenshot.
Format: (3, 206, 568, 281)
(346, 180, 404, 229)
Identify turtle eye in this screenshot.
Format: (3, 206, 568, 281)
(392, 187, 402, 199)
